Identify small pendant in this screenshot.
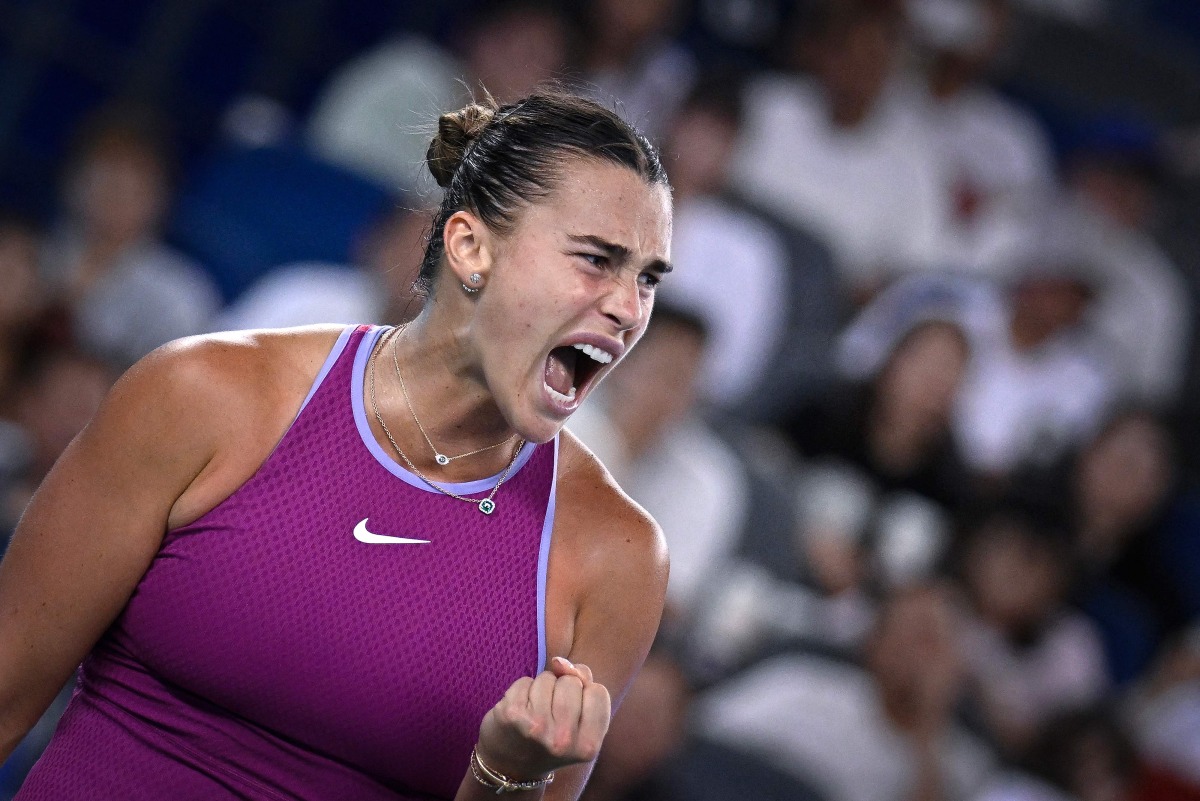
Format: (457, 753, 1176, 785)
(435, 453, 450, 466)
(479, 499, 496, 515)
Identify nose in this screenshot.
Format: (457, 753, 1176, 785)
(600, 273, 644, 332)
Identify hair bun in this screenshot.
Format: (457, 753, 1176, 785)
(426, 102, 497, 188)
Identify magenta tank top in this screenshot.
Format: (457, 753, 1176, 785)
(17, 325, 558, 800)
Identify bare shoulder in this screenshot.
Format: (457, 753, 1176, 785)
(132, 325, 352, 527)
(137, 325, 348, 401)
(118, 325, 346, 435)
(554, 429, 668, 590)
(0, 324, 355, 740)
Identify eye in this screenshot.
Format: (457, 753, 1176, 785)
(639, 272, 662, 289)
(577, 252, 608, 268)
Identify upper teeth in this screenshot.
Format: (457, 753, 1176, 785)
(572, 343, 614, 364)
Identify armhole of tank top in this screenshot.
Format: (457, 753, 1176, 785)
(294, 325, 356, 419)
(163, 327, 361, 536)
(536, 433, 560, 673)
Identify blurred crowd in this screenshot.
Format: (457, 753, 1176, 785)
(5, 0, 1200, 799)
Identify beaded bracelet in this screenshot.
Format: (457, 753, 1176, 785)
(469, 746, 555, 795)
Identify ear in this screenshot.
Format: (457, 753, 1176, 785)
(442, 210, 493, 286)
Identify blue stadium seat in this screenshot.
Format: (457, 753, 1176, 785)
(169, 143, 396, 301)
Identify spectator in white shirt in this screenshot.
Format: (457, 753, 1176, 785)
(1065, 121, 1191, 406)
(903, 0, 1058, 278)
(568, 304, 751, 621)
(957, 509, 1110, 756)
(730, 0, 949, 300)
(576, 0, 696, 143)
(838, 258, 1116, 479)
(694, 584, 996, 801)
(41, 105, 220, 369)
(952, 210, 1119, 476)
(307, 1, 572, 192)
(660, 76, 842, 414)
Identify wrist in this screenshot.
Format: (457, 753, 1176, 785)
(473, 743, 548, 782)
(470, 745, 555, 794)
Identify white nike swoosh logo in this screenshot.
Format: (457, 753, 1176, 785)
(353, 518, 430, 545)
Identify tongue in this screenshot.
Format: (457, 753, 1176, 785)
(545, 347, 576, 395)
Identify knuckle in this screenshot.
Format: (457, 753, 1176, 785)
(522, 716, 547, 741)
(576, 736, 602, 762)
(548, 728, 575, 757)
(556, 674, 584, 693)
(584, 682, 611, 706)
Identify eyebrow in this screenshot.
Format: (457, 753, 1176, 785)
(567, 234, 673, 275)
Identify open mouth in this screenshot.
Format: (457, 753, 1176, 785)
(544, 342, 614, 407)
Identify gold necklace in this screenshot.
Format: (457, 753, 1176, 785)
(390, 326, 516, 466)
(369, 329, 523, 516)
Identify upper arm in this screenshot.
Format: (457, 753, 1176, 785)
(567, 510, 668, 711)
(0, 337, 250, 749)
(543, 442, 669, 799)
(553, 434, 669, 708)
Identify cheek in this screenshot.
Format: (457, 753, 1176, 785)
(476, 278, 574, 377)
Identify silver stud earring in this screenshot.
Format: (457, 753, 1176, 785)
(462, 273, 482, 294)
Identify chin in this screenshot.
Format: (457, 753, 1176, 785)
(504, 402, 568, 446)
(512, 424, 565, 447)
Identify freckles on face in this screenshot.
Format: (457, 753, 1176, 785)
(484, 158, 671, 331)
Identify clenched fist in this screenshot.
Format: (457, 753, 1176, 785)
(475, 657, 612, 782)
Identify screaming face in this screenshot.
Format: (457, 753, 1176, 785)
(465, 158, 674, 443)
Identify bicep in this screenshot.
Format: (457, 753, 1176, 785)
(0, 348, 219, 736)
(544, 521, 669, 801)
(568, 523, 668, 709)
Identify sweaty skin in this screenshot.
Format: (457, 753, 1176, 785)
(0, 158, 671, 801)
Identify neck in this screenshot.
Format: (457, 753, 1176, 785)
(374, 312, 520, 480)
(927, 58, 973, 101)
(869, 396, 940, 470)
(826, 90, 874, 129)
(879, 684, 921, 732)
(1008, 311, 1052, 352)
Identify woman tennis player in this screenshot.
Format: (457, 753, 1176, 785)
(0, 91, 671, 800)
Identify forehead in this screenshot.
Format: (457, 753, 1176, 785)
(514, 158, 672, 259)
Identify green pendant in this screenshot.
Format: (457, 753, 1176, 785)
(479, 499, 496, 515)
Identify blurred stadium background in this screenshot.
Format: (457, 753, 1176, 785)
(5, 0, 1200, 799)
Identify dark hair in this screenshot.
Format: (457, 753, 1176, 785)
(417, 90, 669, 298)
(1025, 704, 1138, 792)
(956, 505, 1073, 572)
